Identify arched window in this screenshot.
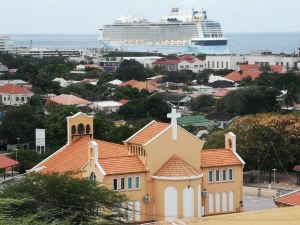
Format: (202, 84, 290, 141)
(86, 124, 91, 134)
(90, 172, 96, 181)
(77, 123, 85, 135)
(228, 139, 232, 148)
(71, 125, 76, 135)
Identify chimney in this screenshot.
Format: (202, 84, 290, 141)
(225, 132, 236, 152)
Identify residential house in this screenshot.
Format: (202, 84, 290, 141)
(153, 55, 206, 73)
(121, 79, 160, 92)
(0, 84, 33, 106)
(151, 91, 191, 108)
(31, 110, 245, 222)
(93, 101, 122, 113)
(205, 113, 238, 129)
(47, 94, 92, 107)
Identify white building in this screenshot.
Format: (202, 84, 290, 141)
(16, 48, 82, 58)
(0, 84, 33, 106)
(93, 101, 122, 113)
(0, 35, 13, 52)
(205, 51, 300, 71)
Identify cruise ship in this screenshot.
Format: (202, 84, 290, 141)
(98, 8, 229, 55)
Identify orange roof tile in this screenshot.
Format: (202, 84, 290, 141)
(275, 190, 300, 206)
(99, 155, 146, 175)
(0, 155, 19, 169)
(127, 121, 170, 145)
(154, 155, 200, 177)
(121, 79, 159, 92)
(240, 64, 260, 71)
(270, 65, 284, 73)
(0, 84, 31, 94)
(48, 94, 92, 106)
(225, 70, 263, 82)
(201, 149, 242, 168)
(35, 137, 134, 177)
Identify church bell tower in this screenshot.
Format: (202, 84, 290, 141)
(66, 112, 94, 144)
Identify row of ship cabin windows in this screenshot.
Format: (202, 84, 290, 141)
(209, 168, 234, 183)
(3, 96, 30, 102)
(113, 176, 141, 191)
(207, 61, 229, 69)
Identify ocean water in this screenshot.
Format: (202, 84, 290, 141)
(9, 33, 300, 54)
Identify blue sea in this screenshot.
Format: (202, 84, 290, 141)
(9, 33, 300, 54)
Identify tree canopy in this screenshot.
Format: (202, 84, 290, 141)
(0, 173, 127, 225)
(115, 59, 145, 81)
(204, 113, 300, 171)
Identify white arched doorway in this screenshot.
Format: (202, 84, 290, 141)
(222, 192, 227, 212)
(164, 186, 178, 219)
(229, 192, 234, 212)
(215, 193, 221, 213)
(183, 187, 194, 218)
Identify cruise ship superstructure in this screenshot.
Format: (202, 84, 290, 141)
(98, 8, 229, 55)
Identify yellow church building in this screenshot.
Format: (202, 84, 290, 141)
(31, 110, 245, 223)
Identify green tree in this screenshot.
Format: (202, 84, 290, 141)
(0, 173, 127, 224)
(115, 59, 145, 81)
(221, 87, 279, 115)
(0, 105, 43, 144)
(44, 106, 78, 149)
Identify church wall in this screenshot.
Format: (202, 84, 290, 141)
(102, 173, 153, 223)
(144, 126, 204, 176)
(202, 165, 243, 216)
(152, 178, 202, 221)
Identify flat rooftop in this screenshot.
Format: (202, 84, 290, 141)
(156, 207, 300, 225)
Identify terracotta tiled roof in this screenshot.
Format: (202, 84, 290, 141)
(35, 137, 132, 177)
(201, 149, 242, 168)
(225, 70, 263, 82)
(0, 84, 31, 94)
(118, 99, 129, 105)
(127, 121, 170, 145)
(48, 94, 92, 106)
(154, 155, 200, 177)
(212, 89, 230, 97)
(152, 59, 181, 65)
(99, 155, 146, 175)
(275, 190, 300, 206)
(240, 64, 260, 71)
(270, 65, 284, 73)
(0, 155, 19, 169)
(121, 80, 159, 92)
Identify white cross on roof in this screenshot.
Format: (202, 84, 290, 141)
(167, 108, 181, 140)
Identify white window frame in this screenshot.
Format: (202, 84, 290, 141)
(113, 178, 118, 191)
(120, 177, 125, 191)
(229, 168, 234, 181)
(127, 176, 133, 190)
(215, 169, 220, 182)
(209, 170, 214, 183)
(135, 176, 141, 189)
(222, 169, 227, 182)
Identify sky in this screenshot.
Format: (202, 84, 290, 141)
(1, 0, 300, 34)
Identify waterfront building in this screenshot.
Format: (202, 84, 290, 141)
(152, 54, 206, 73)
(31, 111, 245, 222)
(0, 84, 33, 106)
(99, 8, 229, 55)
(16, 47, 82, 58)
(0, 35, 13, 52)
